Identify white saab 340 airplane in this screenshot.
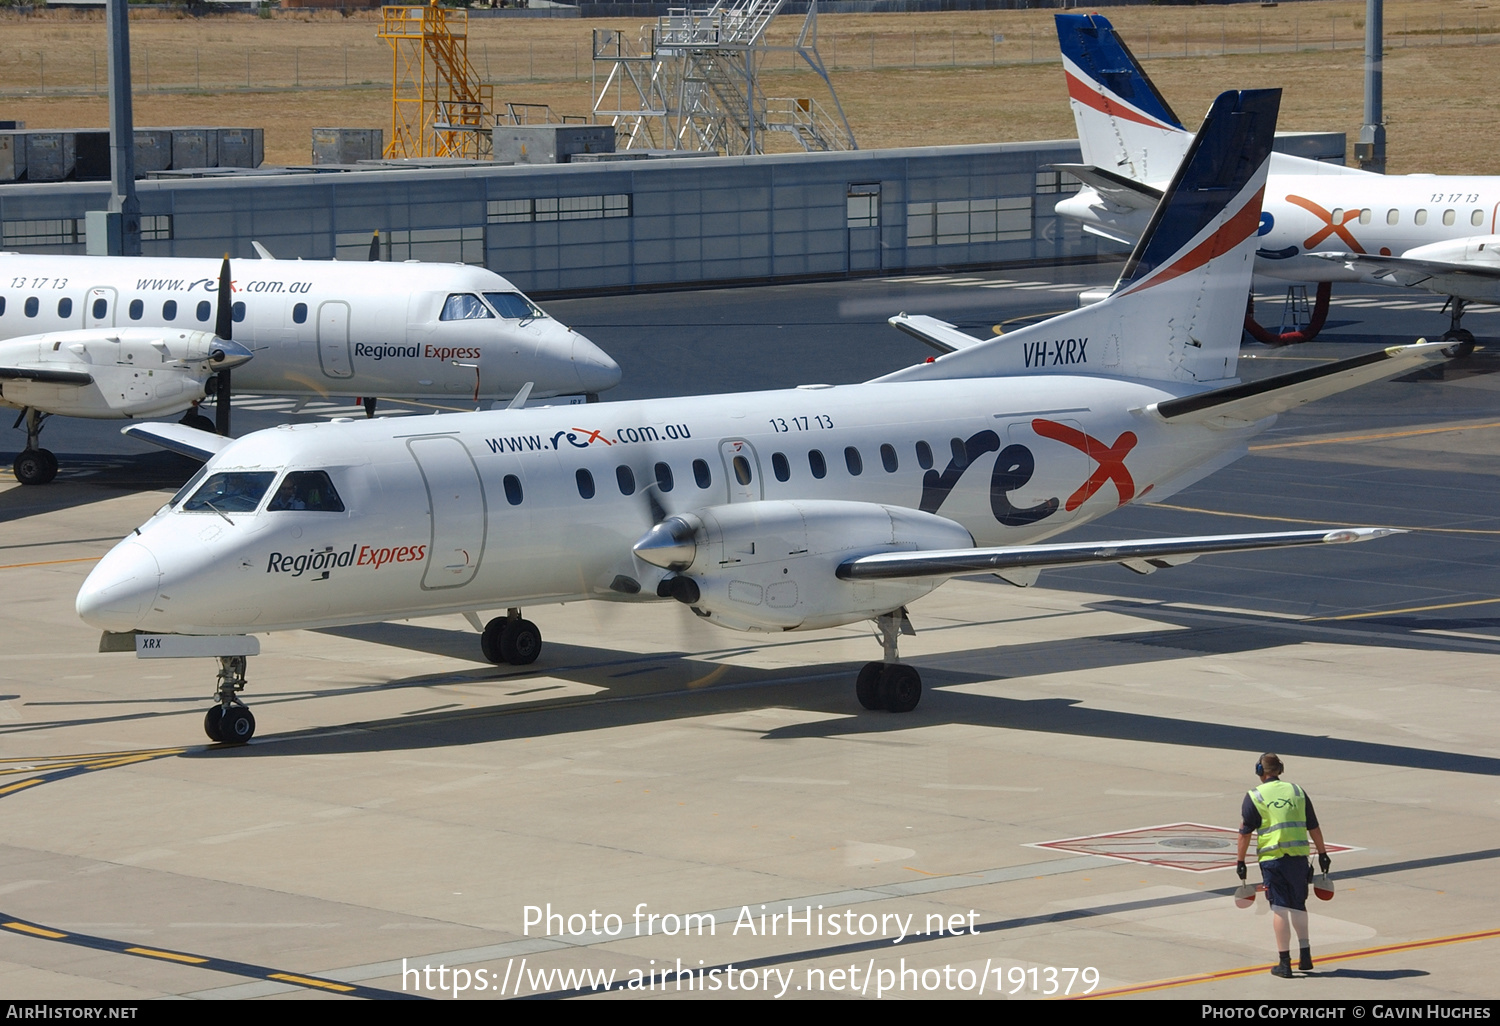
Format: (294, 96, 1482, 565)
(0, 248, 620, 483)
(1054, 13, 1497, 351)
(78, 90, 1448, 745)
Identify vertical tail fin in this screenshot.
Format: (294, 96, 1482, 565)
(877, 90, 1280, 387)
(1056, 13, 1190, 184)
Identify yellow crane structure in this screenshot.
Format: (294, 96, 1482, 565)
(379, 3, 495, 159)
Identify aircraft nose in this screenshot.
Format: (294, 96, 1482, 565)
(571, 330, 622, 395)
(76, 541, 162, 633)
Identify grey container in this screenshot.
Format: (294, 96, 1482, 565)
(312, 128, 383, 165)
(24, 132, 76, 181)
(133, 129, 174, 173)
(1273, 131, 1346, 166)
(493, 125, 615, 165)
(0, 131, 25, 182)
(169, 127, 218, 169)
(217, 128, 264, 169)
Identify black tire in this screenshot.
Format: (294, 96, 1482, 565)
(220, 706, 256, 744)
(180, 413, 216, 433)
(878, 664, 922, 713)
(855, 662, 884, 710)
(480, 618, 506, 664)
(13, 448, 58, 486)
(503, 619, 542, 665)
(1441, 328, 1477, 358)
(204, 706, 224, 743)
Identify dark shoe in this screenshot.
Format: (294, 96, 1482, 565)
(1271, 963, 1294, 978)
(1299, 949, 1313, 971)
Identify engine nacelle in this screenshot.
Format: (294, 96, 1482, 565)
(632, 499, 973, 632)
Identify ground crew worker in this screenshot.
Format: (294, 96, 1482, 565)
(1236, 753, 1332, 977)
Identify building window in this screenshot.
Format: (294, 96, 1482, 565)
(337, 227, 484, 265)
(1034, 169, 1082, 195)
(487, 194, 631, 224)
(908, 197, 1033, 247)
(2, 218, 82, 248)
(847, 185, 880, 228)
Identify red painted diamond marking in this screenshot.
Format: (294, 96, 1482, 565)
(1027, 822, 1359, 873)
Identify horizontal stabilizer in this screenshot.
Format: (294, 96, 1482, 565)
(122, 422, 234, 462)
(1311, 250, 1500, 283)
(1049, 163, 1163, 209)
(0, 366, 94, 386)
(838, 528, 1399, 583)
(888, 314, 988, 354)
(1152, 341, 1450, 426)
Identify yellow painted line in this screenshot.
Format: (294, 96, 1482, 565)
(0, 778, 45, 796)
(0, 556, 102, 571)
(1151, 502, 1500, 536)
(268, 972, 356, 992)
(4, 922, 66, 939)
(1079, 926, 1500, 999)
(1310, 596, 1500, 622)
(1251, 420, 1500, 451)
(124, 946, 209, 964)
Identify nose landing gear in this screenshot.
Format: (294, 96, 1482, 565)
(205, 655, 255, 744)
(855, 609, 923, 713)
(480, 608, 543, 666)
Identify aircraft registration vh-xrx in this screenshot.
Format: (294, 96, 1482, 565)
(77, 90, 1449, 745)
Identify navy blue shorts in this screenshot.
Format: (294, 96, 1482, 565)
(1259, 856, 1311, 911)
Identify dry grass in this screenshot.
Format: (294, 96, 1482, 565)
(0, 0, 1496, 173)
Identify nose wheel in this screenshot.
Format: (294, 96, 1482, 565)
(206, 655, 255, 744)
(856, 610, 923, 712)
(480, 609, 543, 666)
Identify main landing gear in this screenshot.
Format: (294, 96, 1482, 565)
(11, 408, 58, 486)
(1439, 298, 1478, 358)
(204, 655, 256, 744)
(480, 608, 543, 666)
(855, 609, 923, 713)
(178, 404, 216, 434)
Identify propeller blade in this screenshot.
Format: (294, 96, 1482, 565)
(368, 230, 381, 262)
(214, 368, 231, 436)
(214, 255, 233, 342)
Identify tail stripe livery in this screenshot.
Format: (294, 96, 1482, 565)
(1058, 13, 1182, 132)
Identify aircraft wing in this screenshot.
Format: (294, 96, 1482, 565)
(121, 422, 235, 462)
(888, 314, 989, 354)
(838, 527, 1398, 584)
(1311, 251, 1500, 285)
(1149, 341, 1449, 427)
(0, 366, 94, 386)
(1048, 163, 1163, 209)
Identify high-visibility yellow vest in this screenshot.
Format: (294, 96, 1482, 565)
(1248, 779, 1310, 861)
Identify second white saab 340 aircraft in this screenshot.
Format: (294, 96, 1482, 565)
(1054, 13, 1497, 351)
(0, 248, 620, 483)
(78, 90, 1448, 745)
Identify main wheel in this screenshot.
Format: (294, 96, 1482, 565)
(1441, 328, 1477, 358)
(219, 706, 256, 744)
(502, 619, 542, 665)
(13, 448, 58, 486)
(204, 706, 224, 743)
(855, 662, 884, 710)
(878, 664, 923, 713)
(480, 618, 507, 664)
(179, 412, 216, 433)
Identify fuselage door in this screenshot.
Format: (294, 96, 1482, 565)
(719, 438, 762, 503)
(407, 435, 488, 590)
(317, 300, 354, 379)
(85, 287, 116, 328)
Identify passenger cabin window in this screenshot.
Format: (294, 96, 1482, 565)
(503, 475, 523, 506)
(0, 297, 5, 316)
(1386, 209, 1400, 226)
(483, 292, 544, 320)
(232, 301, 246, 322)
(732, 455, 753, 486)
(58, 298, 72, 318)
(576, 468, 595, 499)
(1443, 209, 1457, 227)
(808, 450, 827, 479)
(845, 446, 863, 476)
(915, 440, 933, 469)
(440, 294, 493, 320)
(1415, 209, 1429, 226)
(654, 461, 674, 492)
(616, 465, 635, 495)
(1473, 210, 1486, 228)
(182, 471, 276, 514)
(1358, 209, 1371, 225)
(266, 471, 345, 513)
(163, 300, 177, 320)
(880, 443, 899, 473)
(92, 298, 107, 320)
(292, 302, 308, 324)
(196, 300, 212, 322)
(24, 297, 38, 317)
(128, 299, 143, 320)
(772, 452, 790, 482)
(949, 437, 969, 468)
(692, 458, 711, 489)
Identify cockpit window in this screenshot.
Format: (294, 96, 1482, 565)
(267, 470, 345, 513)
(440, 294, 494, 321)
(167, 466, 209, 511)
(182, 471, 276, 514)
(483, 292, 544, 320)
